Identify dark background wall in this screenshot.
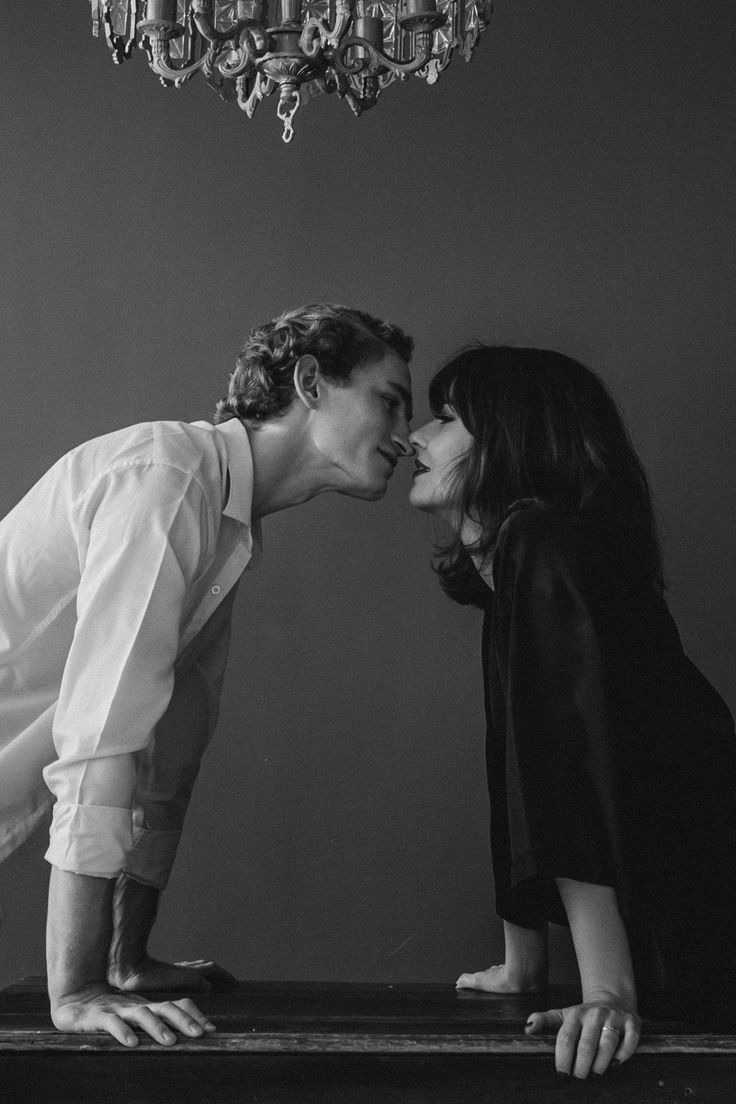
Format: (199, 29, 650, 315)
(0, 0, 734, 991)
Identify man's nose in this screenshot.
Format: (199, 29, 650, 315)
(393, 424, 415, 457)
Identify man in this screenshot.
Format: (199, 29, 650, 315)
(0, 303, 414, 1045)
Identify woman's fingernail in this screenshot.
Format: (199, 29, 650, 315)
(204, 1022, 216, 1031)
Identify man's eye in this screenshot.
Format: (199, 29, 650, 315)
(383, 395, 399, 409)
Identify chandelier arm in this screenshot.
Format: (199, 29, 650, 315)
(188, 0, 254, 45)
(192, 13, 259, 45)
(299, 0, 353, 58)
(333, 30, 436, 77)
(240, 24, 271, 54)
(236, 71, 277, 118)
(143, 34, 211, 84)
(212, 24, 271, 78)
(327, 68, 362, 116)
(142, 25, 265, 86)
(101, 0, 139, 63)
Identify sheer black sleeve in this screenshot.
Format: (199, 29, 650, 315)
(484, 506, 646, 926)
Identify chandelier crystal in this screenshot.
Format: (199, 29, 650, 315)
(90, 0, 492, 142)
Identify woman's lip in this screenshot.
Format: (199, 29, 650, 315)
(412, 463, 430, 479)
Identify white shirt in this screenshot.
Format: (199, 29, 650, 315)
(0, 417, 259, 888)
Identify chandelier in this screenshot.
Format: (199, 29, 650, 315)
(90, 0, 492, 142)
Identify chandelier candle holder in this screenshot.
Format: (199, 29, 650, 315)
(90, 0, 492, 141)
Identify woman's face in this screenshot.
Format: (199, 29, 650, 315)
(408, 404, 473, 520)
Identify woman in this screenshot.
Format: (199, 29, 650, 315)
(409, 346, 736, 1079)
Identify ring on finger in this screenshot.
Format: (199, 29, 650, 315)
(602, 1024, 621, 1035)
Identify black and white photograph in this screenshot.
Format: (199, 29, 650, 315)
(1, 2, 734, 1100)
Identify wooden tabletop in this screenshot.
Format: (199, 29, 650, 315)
(2, 979, 735, 1104)
(0, 977, 733, 1054)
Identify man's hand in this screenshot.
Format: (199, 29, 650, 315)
(46, 869, 217, 1047)
(108, 875, 237, 994)
(51, 982, 216, 1047)
(109, 956, 237, 993)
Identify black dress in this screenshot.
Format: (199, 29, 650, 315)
(481, 501, 736, 1027)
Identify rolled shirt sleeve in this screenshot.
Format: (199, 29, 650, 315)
(43, 461, 211, 879)
(123, 583, 237, 889)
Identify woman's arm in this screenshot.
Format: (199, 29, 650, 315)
(556, 878, 636, 1009)
(456, 920, 548, 993)
(525, 878, 641, 1078)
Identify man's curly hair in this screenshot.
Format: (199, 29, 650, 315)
(214, 303, 413, 424)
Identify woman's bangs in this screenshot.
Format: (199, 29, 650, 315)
(428, 365, 458, 417)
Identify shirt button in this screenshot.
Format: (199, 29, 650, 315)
(211, 585, 221, 595)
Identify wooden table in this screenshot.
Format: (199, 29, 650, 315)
(2, 979, 734, 1102)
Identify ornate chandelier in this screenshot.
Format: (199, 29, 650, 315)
(90, 0, 492, 142)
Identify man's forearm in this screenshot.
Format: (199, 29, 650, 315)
(46, 866, 116, 1004)
(108, 873, 161, 983)
(555, 877, 637, 1011)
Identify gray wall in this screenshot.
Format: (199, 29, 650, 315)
(1, 0, 734, 990)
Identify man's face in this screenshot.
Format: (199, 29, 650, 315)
(311, 351, 414, 499)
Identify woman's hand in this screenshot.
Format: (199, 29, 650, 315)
(526, 997, 641, 1078)
(51, 982, 216, 1047)
(456, 963, 546, 993)
(109, 956, 238, 993)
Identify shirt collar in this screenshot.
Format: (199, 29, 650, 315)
(212, 417, 254, 525)
(216, 418, 263, 559)
(192, 419, 262, 554)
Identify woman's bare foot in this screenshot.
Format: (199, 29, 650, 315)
(455, 963, 547, 993)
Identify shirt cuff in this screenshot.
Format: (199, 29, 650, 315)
(123, 826, 182, 890)
(45, 802, 133, 879)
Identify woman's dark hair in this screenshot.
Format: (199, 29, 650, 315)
(214, 303, 413, 423)
(431, 345, 663, 606)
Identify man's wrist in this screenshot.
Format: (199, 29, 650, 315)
(50, 980, 111, 1009)
(46, 867, 117, 1003)
(109, 874, 160, 969)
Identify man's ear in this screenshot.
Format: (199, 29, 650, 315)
(293, 355, 321, 409)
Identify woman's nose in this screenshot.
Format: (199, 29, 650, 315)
(409, 422, 431, 450)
